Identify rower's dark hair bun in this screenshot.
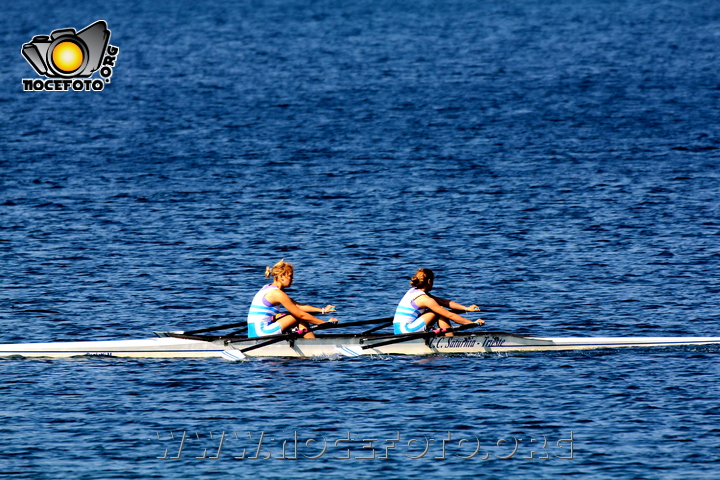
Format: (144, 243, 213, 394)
(410, 268, 435, 288)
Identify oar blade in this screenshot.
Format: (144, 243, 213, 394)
(332, 345, 364, 357)
(221, 349, 247, 361)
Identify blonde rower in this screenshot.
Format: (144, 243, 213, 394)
(247, 260, 338, 339)
(394, 268, 483, 336)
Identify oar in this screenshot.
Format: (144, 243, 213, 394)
(183, 311, 473, 337)
(235, 317, 395, 347)
(361, 322, 483, 350)
(361, 321, 394, 335)
(183, 322, 248, 335)
(326, 317, 393, 330)
(220, 316, 394, 343)
(223, 317, 395, 359)
(189, 316, 392, 339)
(223, 326, 250, 337)
(233, 321, 340, 356)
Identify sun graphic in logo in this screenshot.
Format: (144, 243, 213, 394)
(51, 41, 84, 73)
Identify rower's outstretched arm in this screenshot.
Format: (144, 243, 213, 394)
(429, 295, 480, 313)
(295, 303, 337, 315)
(268, 290, 336, 325)
(420, 296, 481, 326)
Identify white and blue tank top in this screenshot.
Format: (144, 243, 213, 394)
(247, 284, 284, 338)
(393, 288, 430, 334)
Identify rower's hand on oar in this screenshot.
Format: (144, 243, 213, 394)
(328, 317, 339, 324)
(321, 305, 336, 314)
(474, 319, 485, 326)
(466, 305, 480, 312)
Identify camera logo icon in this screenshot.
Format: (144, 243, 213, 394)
(21, 21, 119, 92)
(22, 20, 110, 78)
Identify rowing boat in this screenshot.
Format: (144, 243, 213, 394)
(1, 331, 719, 359)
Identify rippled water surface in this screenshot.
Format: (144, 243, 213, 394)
(1, 0, 720, 478)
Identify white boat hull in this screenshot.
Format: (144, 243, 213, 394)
(0, 332, 719, 359)
(0, 337, 225, 359)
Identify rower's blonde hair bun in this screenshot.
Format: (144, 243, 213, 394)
(410, 268, 435, 289)
(265, 259, 294, 279)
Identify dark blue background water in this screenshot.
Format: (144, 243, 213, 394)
(1, 0, 719, 478)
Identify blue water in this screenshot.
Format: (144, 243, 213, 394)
(2, 0, 720, 477)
